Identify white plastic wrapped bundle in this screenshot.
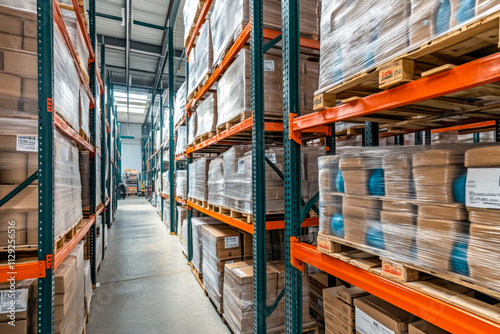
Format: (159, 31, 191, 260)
(95, 94, 102, 149)
(55, 129, 83, 239)
(188, 111, 197, 146)
(54, 22, 80, 131)
(195, 20, 213, 88)
(162, 107, 170, 143)
(183, 0, 199, 45)
(318, 0, 500, 90)
(208, 157, 224, 206)
(217, 49, 283, 129)
(175, 170, 188, 199)
(211, 0, 319, 67)
(177, 206, 187, 239)
(192, 217, 224, 274)
(175, 126, 187, 155)
(182, 218, 188, 255)
(188, 49, 197, 97)
(195, 93, 217, 139)
(222, 146, 284, 214)
(174, 82, 186, 126)
(60, 7, 89, 76)
(96, 153, 102, 206)
(188, 157, 211, 201)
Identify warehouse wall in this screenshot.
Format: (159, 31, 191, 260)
(119, 123, 143, 176)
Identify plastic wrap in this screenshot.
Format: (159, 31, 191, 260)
(195, 20, 213, 88)
(188, 49, 197, 97)
(174, 82, 186, 126)
(195, 93, 217, 139)
(79, 151, 90, 209)
(217, 49, 283, 129)
(177, 206, 187, 240)
(318, 0, 500, 90)
(175, 170, 188, 200)
(54, 21, 80, 131)
(188, 111, 197, 146)
(162, 105, 170, 143)
(191, 217, 224, 274)
(188, 157, 211, 201)
(54, 129, 83, 239)
(222, 146, 284, 214)
(210, 0, 319, 67)
(208, 157, 224, 206)
(183, 0, 199, 45)
(96, 153, 102, 206)
(182, 218, 188, 255)
(175, 126, 187, 155)
(318, 143, 500, 292)
(202, 225, 242, 311)
(60, 7, 89, 76)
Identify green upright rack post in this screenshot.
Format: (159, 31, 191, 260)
(100, 41, 107, 258)
(251, 0, 267, 332)
(282, 0, 303, 332)
(37, 0, 55, 332)
(89, 0, 98, 286)
(168, 27, 176, 234)
(160, 87, 164, 219)
(186, 57, 193, 261)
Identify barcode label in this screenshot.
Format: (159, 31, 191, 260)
(16, 135, 38, 152)
(264, 60, 275, 71)
(225, 236, 239, 248)
(237, 159, 245, 174)
(0, 289, 29, 314)
(266, 153, 276, 163)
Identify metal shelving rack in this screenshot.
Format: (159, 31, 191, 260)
(281, 1, 500, 333)
(0, 1, 118, 332)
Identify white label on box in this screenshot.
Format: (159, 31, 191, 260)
(356, 308, 395, 334)
(244, 202, 251, 212)
(225, 236, 239, 248)
(16, 135, 38, 152)
(264, 60, 275, 71)
(265, 153, 277, 163)
(0, 288, 28, 314)
(226, 260, 234, 264)
(466, 168, 500, 209)
(237, 159, 245, 174)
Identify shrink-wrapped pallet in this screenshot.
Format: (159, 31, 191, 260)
(195, 93, 217, 139)
(174, 82, 186, 126)
(60, 7, 89, 76)
(217, 49, 283, 129)
(175, 170, 188, 200)
(318, 0, 500, 90)
(189, 157, 211, 201)
(208, 157, 224, 206)
(191, 217, 225, 275)
(175, 126, 187, 156)
(195, 20, 213, 88)
(211, 0, 319, 67)
(183, 0, 200, 45)
(188, 111, 197, 146)
(188, 48, 198, 97)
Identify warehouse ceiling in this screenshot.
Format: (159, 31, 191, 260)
(90, 0, 186, 124)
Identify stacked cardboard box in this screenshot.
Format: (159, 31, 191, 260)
(175, 126, 187, 156)
(323, 286, 369, 334)
(0, 279, 36, 334)
(83, 260, 92, 317)
(201, 225, 243, 312)
(174, 82, 186, 127)
(191, 217, 225, 275)
(196, 93, 217, 140)
(175, 170, 188, 200)
(54, 242, 86, 334)
(189, 158, 211, 201)
(177, 206, 187, 240)
(207, 157, 224, 207)
(409, 319, 450, 334)
(308, 272, 329, 321)
(187, 111, 197, 146)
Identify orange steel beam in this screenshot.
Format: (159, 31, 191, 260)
(175, 153, 187, 161)
(160, 193, 169, 199)
(186, 0, 213, 57)
(55, 114, 95, 153)
(105, 197, 111, 206)
(291, 242, 500, 334)
(293, 52, 500, 131)
(263, 28, 320, 50)
(176, 196, 187, 205)
(188, 201, 319, 234)
(187, 23, 251, 111)
(431, 120, 496, 134)
(71, 0, 95, 62)
(53, 0, 95, 108)
(0, 261, 46, 282)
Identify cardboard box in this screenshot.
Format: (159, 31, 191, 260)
(344, 195, 380, 209)
(0, 229, 26, 246)
(0, 151, 37, 184)
(0, 96, 20, 110)
(22, 37, 36, 52)
(385, 181, 411, 198)
(0, 72, 21, 98)
(469, 208, 500, 225)
(465, 145, 500, 167)
(468, 222, 500, 286)
(54, 261, 77, 295)
(339, 157, 366, 169)
(336, 286, 369, 305)
(341, 169, 370, 183)
(201, 225, 242, 260)
(380, 210, 416, 254)
(354, 295, 413, 334)
(382, 199, 415, 213)
(0, 279, 34, 323)
(325, 308, 355, 334)
(418, 204, 467, 221)
(343, 204, 379, 220)
(0, 185, 37, 211)
(0, 32, 22, 49)
(0, 14, 23, 36)
(344, 181, 368, 196)
(26, 229, 36, 244)
(413, 149, 464, 167)
(0, 319, 28, 334)
(323, 286, 345, 313)
(384, 167, 412, 183)
(382, 153, 412, 170)
(21, 78, 36, 99)
(409, 320, 450, 334)
(3, 51, 37, 79)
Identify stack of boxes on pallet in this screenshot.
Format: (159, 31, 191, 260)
(323, 286, 368, 334)
(0, 279, 36, 333)
(317, 143, 500, 295)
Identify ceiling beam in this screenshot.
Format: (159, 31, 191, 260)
(97, 35, 184, 58)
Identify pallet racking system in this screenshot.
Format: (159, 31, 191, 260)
(0, 1, 120, 332)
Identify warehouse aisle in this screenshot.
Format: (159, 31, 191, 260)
(87, 197, 230, 334)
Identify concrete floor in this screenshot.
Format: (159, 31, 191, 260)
(87, 197, 230, 334)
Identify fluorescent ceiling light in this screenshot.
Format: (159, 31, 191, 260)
(116, 106, 146, 114)
(114, 92, 149, 100)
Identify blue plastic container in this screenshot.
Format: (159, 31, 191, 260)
(366, 222, 385, 250)
(453, 172, 467, 204)
(330, 214, 345, 238)
(335, 170, 345, 193)
(368, 169, 385, 196)
(450, 239, 469, 276)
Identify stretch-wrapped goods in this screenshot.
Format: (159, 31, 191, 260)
(188, 111, 197, 146)
(195, 20, 213, 88)
(211, 0, 319, 66)
(174, 82, 186, 126)
(196, 93, 217, 139)
(175, 126, 187, 156)
(319, 0, 500, 90)
(176, 170, 188, 200)
(208, 157, 224, 206)
(318, 143, 500, 292)
(189, 157, 211, 201)
(192, 217, 224, 275)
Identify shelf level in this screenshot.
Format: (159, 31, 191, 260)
(55, 114, 94, 153)
(293, 52, 500, 132)
(291, 241, 500, 334)
(186, 0, 213, 57)
(188, 201, 318, 235)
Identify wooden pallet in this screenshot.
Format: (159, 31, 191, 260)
(190, 263, 207, 296)
(208, 293, 223, 315)
(189, 197, 209, 209)
(193, 131, 216, 145)
(223, 314, 319, 334)
(54, 219, 85, 253)
(79, 129, 90, 144)
(216, 111, 252, 134)
(317, 233, 500, 325)
(174, 115, 187, 131)
(314, 10, 500, 133)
